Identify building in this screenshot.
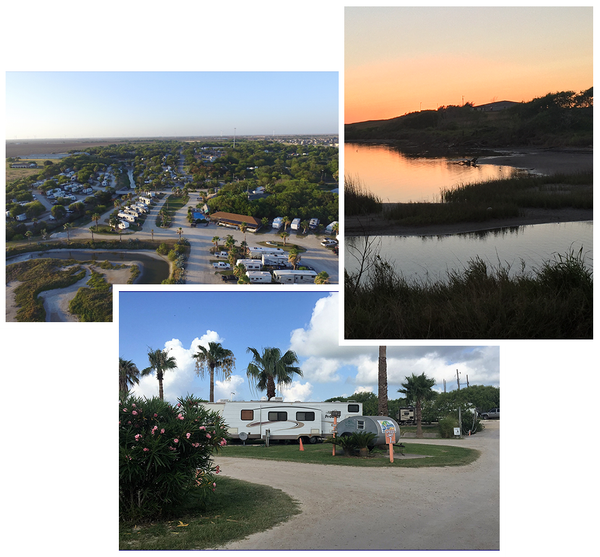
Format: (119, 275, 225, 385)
(210, 212, 262, 231)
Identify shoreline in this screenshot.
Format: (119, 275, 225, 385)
(345, 207, 593, 237)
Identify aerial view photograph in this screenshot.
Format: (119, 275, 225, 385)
(344, 6, 593, 340)
(5, 71, 339, 322)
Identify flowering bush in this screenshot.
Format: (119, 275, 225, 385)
(119, 394, 228, 521)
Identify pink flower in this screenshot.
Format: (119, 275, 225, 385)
(143, 448, 149, 452)
(215, 465, 221, 474)
(199, 426, 206, 431)
(174, 438, 179, 443)
(219, 439, 227, 447)
(132, 403, 136, 408)
(132, 410, 138, 415)
(186, 433, 191, 439)
(154, 413, 158, 417)
(160, 428, 165, 434)
(123, 408, 128, 412)
(135, 434, 142, 441)
(206, 433, 211, 439)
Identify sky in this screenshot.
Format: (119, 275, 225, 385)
(119, 290, 499, 404)
(345, 6, 593, 123)
(5, 71, 338, 139)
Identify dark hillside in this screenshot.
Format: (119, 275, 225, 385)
(346, 88, 593, 155)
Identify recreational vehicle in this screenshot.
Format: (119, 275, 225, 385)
(272, 217, 284, 229)
(203, 399, 363, 443)
(249, 246, 285, 258)
(262, 254, 290, 267)
(246, 271, 272, 283)
(272, 269, 317, 284)
(236, 259, 262, 271)
(290, 218, 301, 230)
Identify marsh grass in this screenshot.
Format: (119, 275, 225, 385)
(383, 171, 592, 226)
(345, 248, 592, 339)
(345, 174, 382, 216)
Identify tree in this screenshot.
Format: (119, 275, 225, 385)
(141, 348, 178, 401)
(194, 342, 236, 403)
(233, 262, 247, 280)
(63, 222, 73, 241)
(398, 373, 436, 438)
(378, 346, 388, 416)
(279, 230, 290, 245)
(176, 227, 183, 241)
(288, 247, 301, 270)
(119, 357, 140, 395)
(246, 346, 302, 400)
(315, 271, 329, 284)
(212, 235, 220, 250)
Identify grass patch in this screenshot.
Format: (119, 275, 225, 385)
(6, 258, 86, 322)
(119, 476, 301, 550)
(345, 248, 593, 339)
(345, 174, 382, 216)
(383, 171, 592, 226)
(219, 441, 479, 468)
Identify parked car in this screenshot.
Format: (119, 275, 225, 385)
(321, 239, 337, 247)
(479, 408, 500, 419)
(221, 274, 237, 282)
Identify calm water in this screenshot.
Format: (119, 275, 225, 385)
(346, 221, 593, 283)
(345, 143, 524, 203)
(8, 250, 170, 284)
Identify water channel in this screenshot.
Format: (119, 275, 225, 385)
(7, 249, 170, 284)
(345, 143, 523, 203)
(346, 221, 593, 283)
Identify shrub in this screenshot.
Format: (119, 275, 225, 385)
(119, 394, 228, 522)
(438, 416, 458, 438)
(326, 431, 378, 456)
(156, 243, 169, 255)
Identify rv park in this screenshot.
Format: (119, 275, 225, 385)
(6, 138, 339, 288)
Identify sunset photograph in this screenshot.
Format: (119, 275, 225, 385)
(344, 6, 593, 340)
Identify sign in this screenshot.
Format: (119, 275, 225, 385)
(454, 427, 461, 436)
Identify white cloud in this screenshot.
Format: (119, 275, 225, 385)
(299, 356, 341, 383)
(279, 381, 313, 402)
(215, 375, 245, 401)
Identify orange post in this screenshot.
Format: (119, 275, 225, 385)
(389, 442, 394, 463)
(299, 437, 304, 451)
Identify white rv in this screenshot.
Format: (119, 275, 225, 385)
(236, 259, 262, 271)
(246, 271, 272, 283)
(272, 217, 284, 229)
(249, 246, 285, 258)
(272, 269, 317, 284)
(290, 217, 301, 230)
(262, 254, 290, 266)
(309, 218, 320, 229)
(203, 399, 363, 443)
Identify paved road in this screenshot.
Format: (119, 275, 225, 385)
(214, 420, 499, 550)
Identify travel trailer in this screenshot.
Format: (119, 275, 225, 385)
(203, 399, 364, 443)
(235, 259, 262, 271)
(249, 246, 285, 258)
(271, 217, 284, 229)
(290, 218, 301, 230)
(272, 269, 317, 284)
(246, 271, 272, 283)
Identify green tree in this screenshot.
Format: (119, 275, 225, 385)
(194, 342, 236, 403)
(119, 357, 141, 395)
(288, 247, 301, 270)
(246, 346, 302, 400)
(398, 373, 436, 438)
(279, 230, 290, 246)
(314, 271, 329, 284)
(141, 348, 178, 401)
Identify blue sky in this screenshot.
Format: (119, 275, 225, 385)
(119, 290, 500, 404)
(5, 71, 338, 139)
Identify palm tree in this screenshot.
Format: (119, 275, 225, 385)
(315, 271, 329, 284)
(212, 235, 221, 251)
(246, 347, 302, 400)
(141, 348, 178, 401)
(176, 227, 183, 241)
(300, 220, 310, 234)
(119, 358, 141, 395)
(279, 231, 290, 246)
(288, 247, 301, 270)
(378, 346, 388, 416)
(194, 342, 236, 402)
(63, 222, 72, 241)
(239, 222, 248, 247)
(283, 216, 291, 231)
(233, 262, 247, 280)
(398, 373, 435, 438)
(92, 213, 100, 230)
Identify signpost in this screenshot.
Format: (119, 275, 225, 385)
(330, 411, 341, 456)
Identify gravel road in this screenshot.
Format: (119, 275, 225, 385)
(213, 420, 499, 550)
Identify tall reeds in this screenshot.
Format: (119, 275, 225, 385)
(345, 174, 382, 216)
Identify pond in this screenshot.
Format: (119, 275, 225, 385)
(345, 221, 593, 283)
(345, 143, 526, 203)
(7, 249, 170, 284)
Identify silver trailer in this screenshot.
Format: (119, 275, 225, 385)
(272, 269, 317, 284)
(246, 271, 272, 283)
(335, 415, 400, 446)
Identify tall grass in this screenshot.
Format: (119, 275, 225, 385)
(345, 174, 382, 216)
(345, 248, 592, 339)
(382, 171, 592, 226)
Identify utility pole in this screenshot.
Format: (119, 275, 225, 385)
(456, 369, 461, 390)
(443, 379, 446, 393)
(466, 374, 470, 388)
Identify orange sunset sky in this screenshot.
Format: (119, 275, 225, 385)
(345, 6, 593, 124)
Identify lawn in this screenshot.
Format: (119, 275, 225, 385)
(119, 476, 301, 550)
(219, 440, 480, 468)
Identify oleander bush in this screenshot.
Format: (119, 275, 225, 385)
(119, 394, 228, 522)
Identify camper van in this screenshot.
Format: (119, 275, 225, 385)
(271, 217, 284, 229)
(203, 399, 363, 443)
(272, 269, 317, 284)
(290, 218, 301, 230)
(262, 254, 290, 267)
(249, 246, 285, 258)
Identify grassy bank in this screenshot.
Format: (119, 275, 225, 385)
(345, 174, 382, 216)
(345, 249, 593, 339)
(383, 171, 592, 226)
(220, 441, 479, 468)
(119, 476, 301, 550)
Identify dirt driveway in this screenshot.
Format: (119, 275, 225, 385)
(214, 420, 499, 550)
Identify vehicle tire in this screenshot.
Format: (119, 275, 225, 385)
(309, 436, 319, 444)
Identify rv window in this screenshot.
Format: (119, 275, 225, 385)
(241, 410, 254, 420)
(357, 420, 365, 430)
(348, 404, 360, 413)
(296, 411, 315, 421)
(268, 411, 287, 421)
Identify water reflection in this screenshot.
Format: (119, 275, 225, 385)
(345, 221, 593, 283)
(345, 143, 523, 203)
